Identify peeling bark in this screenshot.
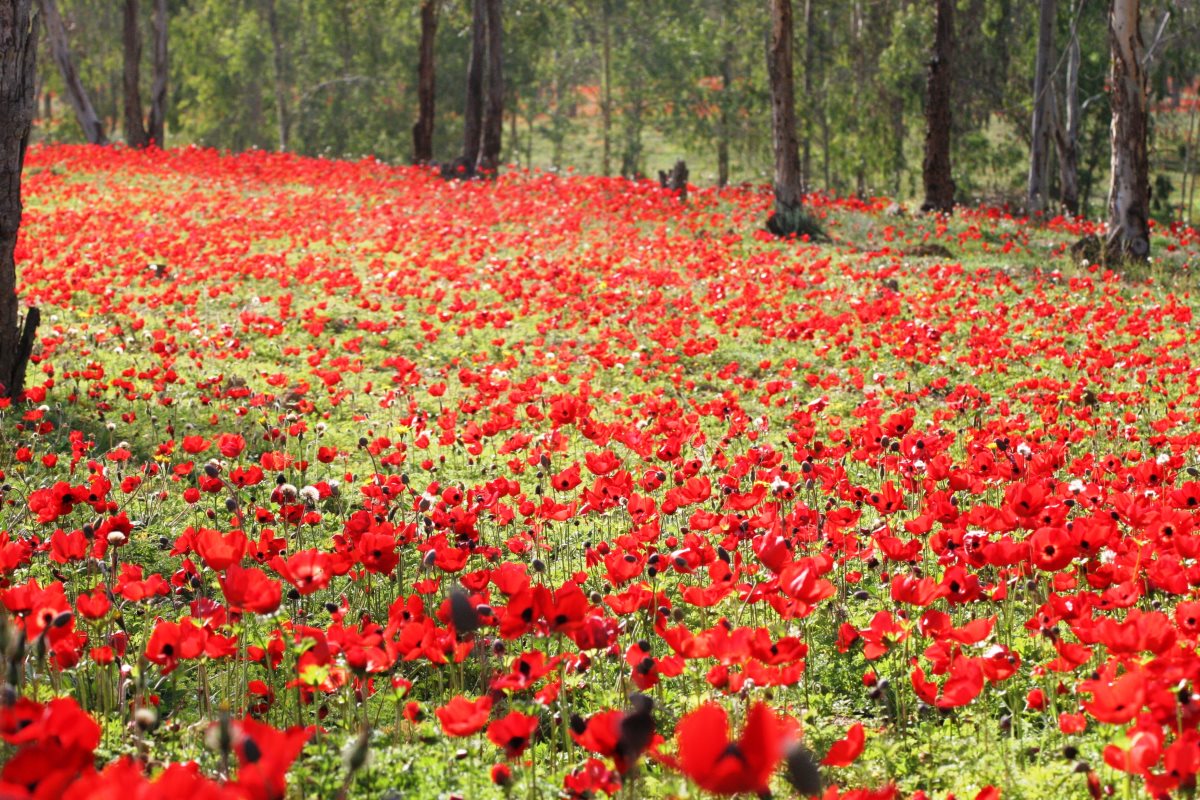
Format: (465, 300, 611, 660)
(1106, 0, 1150, 260)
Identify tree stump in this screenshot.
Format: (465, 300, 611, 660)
(439, 156, 477, 181)
(1069, 234, 1101, 264)
(658, 160, 688, 202)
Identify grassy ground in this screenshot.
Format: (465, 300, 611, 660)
(5, 144, 1200, 799)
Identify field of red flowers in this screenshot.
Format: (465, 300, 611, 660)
(5, 144, 1200, 799)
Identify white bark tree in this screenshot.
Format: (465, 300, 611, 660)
(1106, 0, 1150, 260)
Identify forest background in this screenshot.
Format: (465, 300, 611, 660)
(31, 0, 1200, 223)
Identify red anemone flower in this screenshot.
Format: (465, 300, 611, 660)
(220, 564, 282, 614)
(674, 701, 786, 796)
(487, 711, 540, 759)
(436, 695, 493, 737)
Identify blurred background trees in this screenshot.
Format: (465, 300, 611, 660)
(26, 0, 1200, 221)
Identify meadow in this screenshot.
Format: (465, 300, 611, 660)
(3, 143, 1200, 799)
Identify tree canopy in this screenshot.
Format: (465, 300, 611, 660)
(25, 0, 1200, 220)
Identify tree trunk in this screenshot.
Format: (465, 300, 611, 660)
(1185, 102, 1195, 225)
(716, 60, 730, 188)
(600, 0, 612, 176)
(461, 0, 486, 173)
(38, 0, 106, 144)
(1027, 0, 1056, 213)
(620, 95, 644, 178)
(1054, 5, 1081, 215)
(0, 0, 40, 399)
(659, 160, 688, 201)
(921, 0, 955, 213)
(147, 0, 166, 147)
(524, 101, 533, 166)
(477, 0, 503, 174)
(509, 88, 518, 165)
(549, 47, 566, 169)
(820, 86, 829, 189)
(123, 0, 148, 148)
(264, 0, 290, 151)
(1106, 0, 1150, 260)
(412, 0, 437, 164)
(801, 0, 814, 192)
(31, 39, 40, 121)
(890, 93, 905, 197)
(716, 0, 734, 189)
(1189, 130, 1199, 225)
(768, 0, 803, 227)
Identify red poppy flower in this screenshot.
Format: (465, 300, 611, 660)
(220, 564, 282, 614)
(564, 758, 622, 799)
(75, 584, 111, 620)
(910, 659, 984, 710)
(821, 722, 865, 767)
(1081, 668, 1146, 724)
(229, 717, 311, 799)
(216, 433, 246, 458)
(270, 549, 333, 595)
(487, 711, 540, 759)
(490, 763, 513, 787)
(194, 527, 247, 571)
(436, 695, 493, 737)
(571, 695, 657, 775)
(674, 702, 785, 796)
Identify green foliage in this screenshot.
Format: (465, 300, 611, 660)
(172, 1, 274, 151)
(28, 0, 1200, 208)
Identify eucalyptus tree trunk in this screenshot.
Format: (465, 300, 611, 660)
(717, 49, 731, 188)
(767, 0, 803, 230)
(1106, 0, 1150, 260)
(123, 0, 149, 147)
(1027, 0, 1056, 213)
(801, 0, 814, 192)
(477, 0, 503, 175)
(716, 0, 734, 189)
(921, 0, 955, 213)
(147, 0, 167, 147)
(0, 0, 40, 399)
(39, 0, 107, 144)
(265, 0, 290, 151)
(600, 0, 612, 176)
(461, 0, 486, 172)
(1055, 3, 1082, 215)
(1182, 104, 1196, 223)
(412, 0, 437, 164)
